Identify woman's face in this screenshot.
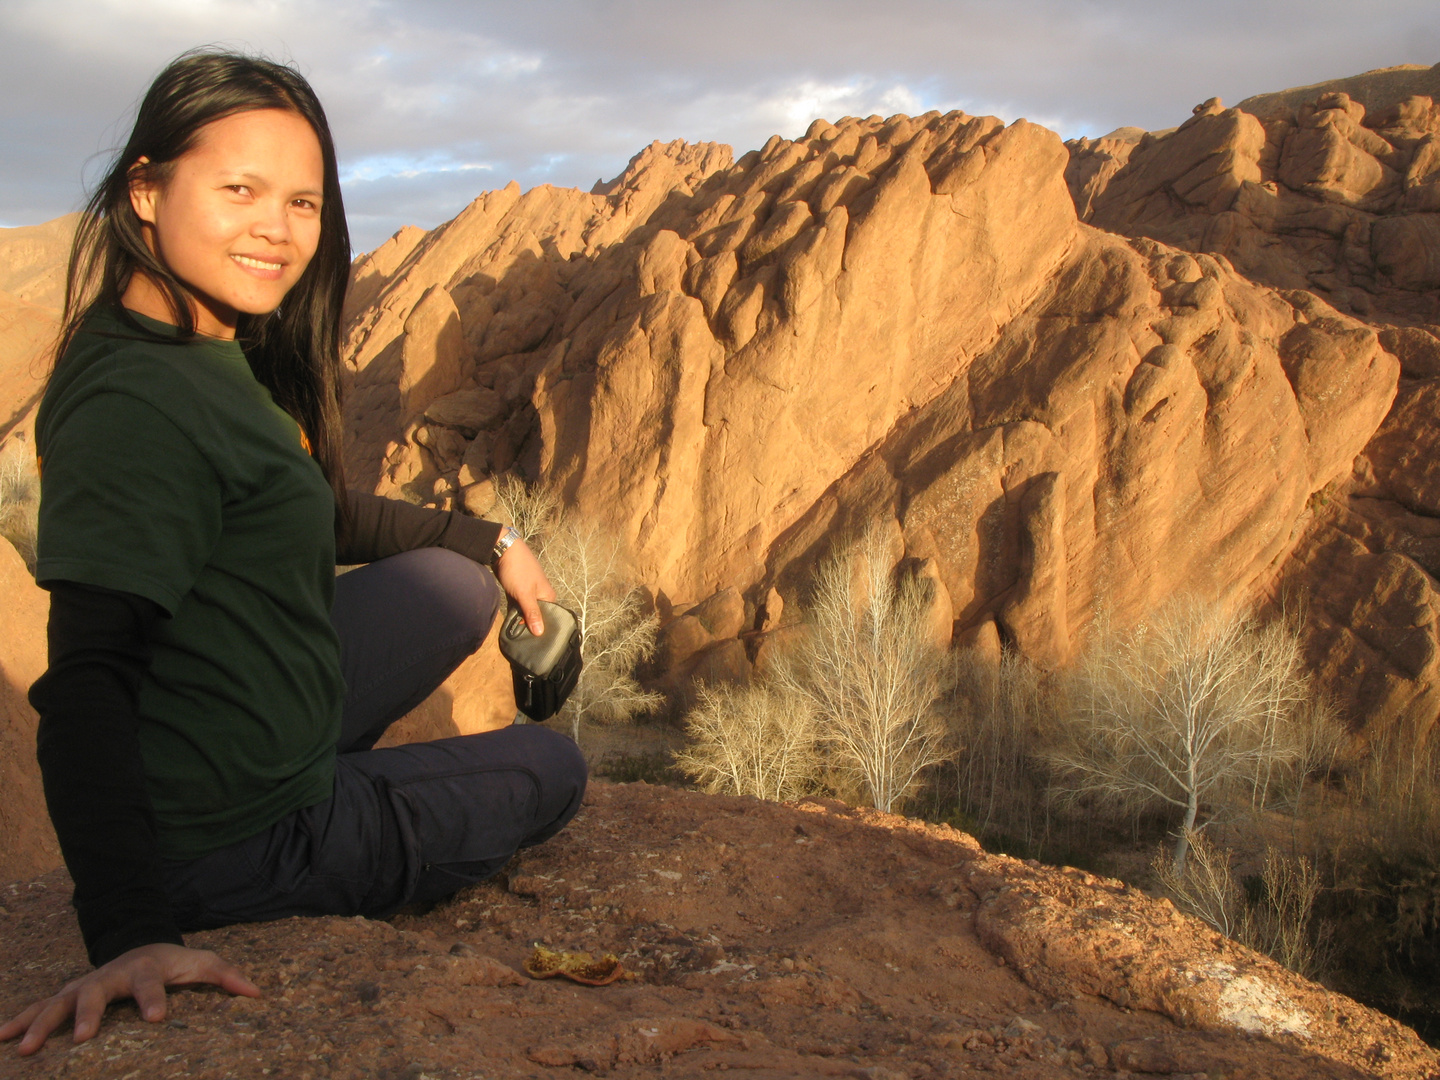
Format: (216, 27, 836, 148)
(127, 107, 324, 338)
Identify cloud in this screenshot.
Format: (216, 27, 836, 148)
(1, 0, 1435, 251)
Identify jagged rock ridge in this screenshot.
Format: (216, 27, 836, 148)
(344, 107, 1413, 731)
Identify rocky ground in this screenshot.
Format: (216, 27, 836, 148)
(2, 780, 1435, 1080)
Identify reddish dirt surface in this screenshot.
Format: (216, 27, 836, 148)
(2, 780, 1437, 1080)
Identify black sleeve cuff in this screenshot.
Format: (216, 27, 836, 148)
(86, 915, 186, 968)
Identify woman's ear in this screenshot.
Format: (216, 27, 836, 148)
(128, 157, 159, 225)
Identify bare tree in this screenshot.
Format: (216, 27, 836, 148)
(778, 526, 954, 813)
(492, 476, 661, 741)
(540, 516, 663, 739)
(1049, 599, 1323, 871)
(675, 678, 820, 801)
(492, 474, 560, 544)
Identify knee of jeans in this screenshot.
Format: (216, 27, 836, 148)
(411, 547, 501, 649)
(527, 727, 588, 825)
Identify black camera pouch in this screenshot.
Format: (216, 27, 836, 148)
(498, 599, 583, 722)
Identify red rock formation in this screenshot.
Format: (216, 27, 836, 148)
(0, 216, 72, 459)
(0, 537, 58, 881)
(1066, 66, 1440, 739)
(345, 110, 1405, 724)
(0, 214, 75, 311)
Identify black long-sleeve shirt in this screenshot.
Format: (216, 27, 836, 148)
(29, 492, 502, 967)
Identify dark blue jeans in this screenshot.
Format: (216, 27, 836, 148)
(162, 547, 587, 930)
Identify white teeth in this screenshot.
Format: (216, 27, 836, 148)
(232, 254, 282, 270)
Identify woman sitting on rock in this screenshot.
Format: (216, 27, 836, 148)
(2, 49, 586, 1054)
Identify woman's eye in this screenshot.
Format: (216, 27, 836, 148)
(226, 185, 252, 196)
(293, 198, 319, 211)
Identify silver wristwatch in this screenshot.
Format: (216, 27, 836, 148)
(492, 524, 522, 565)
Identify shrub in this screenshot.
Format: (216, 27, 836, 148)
(777, 526, 954, 813)
(0, 442, 39, 572)
(1048, 599, 1333, 871)
(1152, 827, 1244, 939)
(492, 474, 559, 543)
(540, 516, 664, 739)
(947, 647, 1055, 851)
(674, 679, 820, 801)
(1315, 730, 1440, 1036)
(1152, 829, 1326, 978)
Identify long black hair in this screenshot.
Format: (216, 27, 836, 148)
(57, 48, 352, 529)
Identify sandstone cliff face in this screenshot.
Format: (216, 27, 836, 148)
(1066, 67, 1440, 740)
(0, 216, 72, 459)
(0, 536, 58, 882)
(1076, 70, 1440, 320)
(345, 110, 1406, 721)
(0, 290, 55, 454)
(0, 214, 75, 311)
(341, 139, 735, 497)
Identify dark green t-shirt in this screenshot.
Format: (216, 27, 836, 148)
(35, 306, 343, 859)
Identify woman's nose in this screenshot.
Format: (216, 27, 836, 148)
(250, 200, 292, 243)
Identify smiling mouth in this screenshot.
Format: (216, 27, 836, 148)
(231, 254, 286, 272)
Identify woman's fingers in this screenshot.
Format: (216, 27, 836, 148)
(4, 944, 263, 1057)
(16, 993, 76, 1054)
(0, 1002, 43, 1040)
(497, 541, 551, 635)
(197, 954, 261, 998)
(519, 593, 545, 636)
(127, 969, 168, 1024)
(72, 978, 116, 1041)
(0, 1001, 47, 1046)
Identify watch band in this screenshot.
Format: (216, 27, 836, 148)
(492, 524, 522, 564)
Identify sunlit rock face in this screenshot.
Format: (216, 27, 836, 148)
(1066, 63, 1440, 740)
(0, 536, 59, 881)
(344, 106, 1415, 734)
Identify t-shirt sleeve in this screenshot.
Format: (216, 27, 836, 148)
(36, 392, 222, 615)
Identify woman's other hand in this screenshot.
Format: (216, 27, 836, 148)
(0, 942, 260, 1055)
(495, 538, 557, 636)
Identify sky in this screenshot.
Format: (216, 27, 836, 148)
(1, 0, 1437, 254)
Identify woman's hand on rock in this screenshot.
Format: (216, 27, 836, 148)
(495, 537, 557, 636)
(0, 942, 260, 1055)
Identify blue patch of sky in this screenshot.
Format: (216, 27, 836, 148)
(340, 153, 495, 184)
